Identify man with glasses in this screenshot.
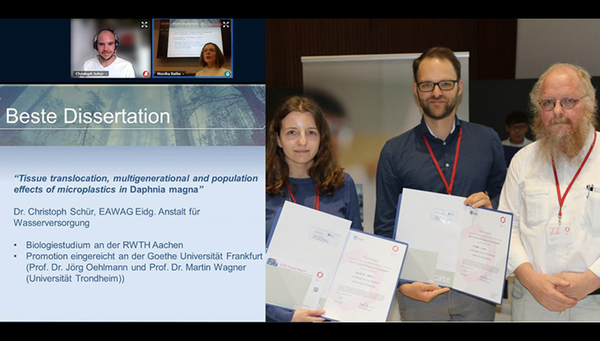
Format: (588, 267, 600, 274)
(374, 47, 506, 321)
(499, 63, 600, 321)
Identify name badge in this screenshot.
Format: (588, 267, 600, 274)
(546, 218, 573, 245)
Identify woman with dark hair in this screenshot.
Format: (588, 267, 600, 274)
(195, 42, 230, 76)
(265, 96, 362, 322)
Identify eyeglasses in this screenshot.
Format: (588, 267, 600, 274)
(508, 124, 528, 131)
(417, 80, 458, 92)
(539, 95, 588, 111)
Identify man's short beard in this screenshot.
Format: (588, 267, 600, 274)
(419, 95, 458, 121)
(99, 53, 115, 61)
(532, 113, 592, 165)
(422, 105, 454, 120)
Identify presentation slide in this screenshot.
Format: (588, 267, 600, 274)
(0, 17, 266, 323)
(167, 19, 224, 58)
(0, 84, 266, 321)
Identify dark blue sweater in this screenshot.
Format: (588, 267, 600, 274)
(374, 117, 506, 239)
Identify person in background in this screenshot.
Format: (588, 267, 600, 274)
(503, 111, 533, 147)
(374, 46, 506, 321)
(265, 96, 362, 322)
(499, 63, 600, 321)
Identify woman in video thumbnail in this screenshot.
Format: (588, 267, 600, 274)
(265, 96, 362, 322)
(195, 42, 230, 77)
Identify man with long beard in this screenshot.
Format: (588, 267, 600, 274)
(374, 47, 506, 321)
(499, 63, 600, 321)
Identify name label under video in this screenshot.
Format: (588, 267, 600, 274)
(73, 71, 109, 77)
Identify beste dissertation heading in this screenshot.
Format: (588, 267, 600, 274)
(5, 108, 171, 125)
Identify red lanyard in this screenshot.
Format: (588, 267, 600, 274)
(422, 128, 462, 195)
(286, 181, 319, 210)
(552, 132, 596, 225)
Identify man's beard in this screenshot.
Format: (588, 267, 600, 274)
(419, 94, 458, 121)
(99, 52, 115, 62)
(532, 114, 592, 165)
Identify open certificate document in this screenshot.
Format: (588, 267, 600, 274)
(266, 201, 407, 321)
(394, 188, 512, 305)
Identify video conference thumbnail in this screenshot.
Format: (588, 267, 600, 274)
(70, 18, 233, 79)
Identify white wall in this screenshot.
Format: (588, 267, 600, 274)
(516, 19, 600, 78)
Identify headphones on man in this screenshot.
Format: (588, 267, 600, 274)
(93, 28, 120, 51)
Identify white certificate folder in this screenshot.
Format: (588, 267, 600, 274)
(266, 201, 407, 321)
(394, 188, 512, 305)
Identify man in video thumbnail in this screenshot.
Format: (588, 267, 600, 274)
(82, 28, 135, 78)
